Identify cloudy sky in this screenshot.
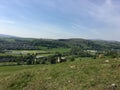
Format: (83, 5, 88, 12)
(0, 0, 120, 40)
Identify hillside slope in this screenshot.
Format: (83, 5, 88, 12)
(0, 58, 120, 90)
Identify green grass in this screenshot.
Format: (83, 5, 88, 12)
(0, 53, 21, 56)
(10, 50, 47, 54)
(2, 48, 69, 57)
(0, 62, 17, 66)
(5, 48, 69, 55)
(47, 48, 70, 53)
(0, 58, 120, 90)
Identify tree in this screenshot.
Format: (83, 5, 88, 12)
(26, 54, 36, 65)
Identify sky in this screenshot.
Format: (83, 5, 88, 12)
(0, 0, 120, 41)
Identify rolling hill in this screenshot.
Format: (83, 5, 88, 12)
(0, 35, 120, 50)
(0, 58, 120, 90)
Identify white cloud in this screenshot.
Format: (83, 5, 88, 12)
(68, 0, 120, 40)
(86, 0, 120, 26)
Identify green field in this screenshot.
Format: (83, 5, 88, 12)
(3, 48, 70, 56)
(0, 58, 120, 90)
(10, 48, 70, 53)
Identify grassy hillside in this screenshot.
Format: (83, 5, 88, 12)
(0, 37, 120, 50)
(0, 58, 120, 90)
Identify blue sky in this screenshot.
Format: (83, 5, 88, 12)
(0, 0, 120, 41)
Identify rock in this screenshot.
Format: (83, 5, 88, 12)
(111, 83, 116, 87)
(107, 83, 117, 90)
(68, 80, 71, 83)
(105, 60, 109, 63)
(70, 65, 76, 69)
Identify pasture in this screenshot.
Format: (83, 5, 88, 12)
(0, 58, 120, 90)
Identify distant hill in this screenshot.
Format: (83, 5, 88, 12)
(0, 34, 18, 38)
(0, 34, 120, 50)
